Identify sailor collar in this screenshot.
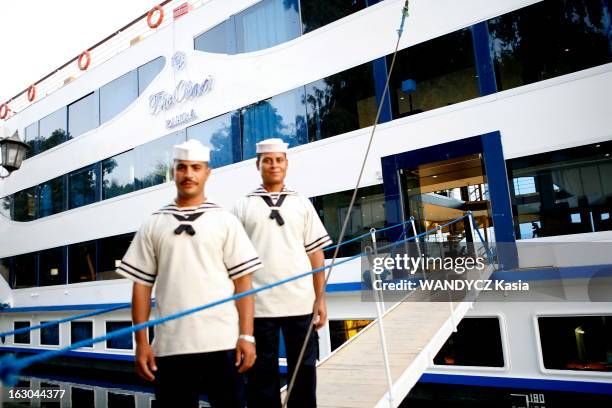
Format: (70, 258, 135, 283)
(248, 186, 296, 226)
(247, 185, 297, 197)
(153, 201, 222, 236)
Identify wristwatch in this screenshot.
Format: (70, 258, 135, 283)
(239, 334, 256, 344)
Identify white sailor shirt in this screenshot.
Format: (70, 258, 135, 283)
(233, 187, 332, 318)
(116, 201, 262, 357)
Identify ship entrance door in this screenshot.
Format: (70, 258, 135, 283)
(380, 133, 518, 269)
(401, 153, 493, 244)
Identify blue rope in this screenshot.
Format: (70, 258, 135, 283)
(0, 218, 415, 338)
(0, 215, 467, 385)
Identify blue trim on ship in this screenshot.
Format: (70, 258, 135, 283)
(419, 373, 612, 395)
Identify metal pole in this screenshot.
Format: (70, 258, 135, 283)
(369, 229, 394, 408)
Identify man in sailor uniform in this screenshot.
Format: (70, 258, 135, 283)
(233, 138, 332, 407)
(117, 139, 262, 408)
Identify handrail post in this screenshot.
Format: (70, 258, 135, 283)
(368, 229, 394, 408)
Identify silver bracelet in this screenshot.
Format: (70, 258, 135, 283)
(239, 334, 256, 344)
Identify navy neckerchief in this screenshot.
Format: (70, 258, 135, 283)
(247, 186, 297, 227)
(153, 202, 221, 236)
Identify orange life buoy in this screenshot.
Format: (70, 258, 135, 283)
(0, 103, 10, 120)
(78, 51, 91, 71)
(147, 5, 164, 29)
(27, 85, 36, 102)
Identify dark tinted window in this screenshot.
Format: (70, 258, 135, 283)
(40, 322, 60, 345)
(508, 141, 612, 239)
(106, 321, 133, 350)
(71, 388, 95, 407)
(100, 70, 138, 124)
(305, 62, 377, 141)
(107, 392, 135, 408)
(329, 320, 372, 351)
(24, 121, 39, 158)
(187, 112, 238, 168)
(39, 247, 64, 286)
(13, 252, 37, 289)
(138, 57, 166, 95)
(38, 176, 65, 217)
(0, 258, 9, 283)
(102, 150, 136, 199)
(38, 107, 68, 153)
(98, 233, 134, 281)
(12, 187, 37, 221)
(68, 241, 96, 284)
(538, 315, 612, 371)
(14, 321, 30, 344)
(70, 321, 93, 346)
(389, 29, 478, 118)
(300, 0, 368, 33)
(434, 317, 504, 367)
(0, 196, 10, 219)
(68, 92, 100, 139)
(242, 88, 307, 159)
(68, 165, 97, 209)
(489, 0, 612, 91)
(313, 185, 385, 257)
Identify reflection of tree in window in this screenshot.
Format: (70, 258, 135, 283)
(488, 0, 612, 90)
(242, 97, 307, 159)
(38, 129, 68, 152)
(389, 29, 478, 118)
(69, 167, 97, 209)
(305, 63, 377, 141)
(300, 0, 368, 34)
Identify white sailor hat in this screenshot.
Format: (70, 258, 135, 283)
(173, 139, 210, 162)
(256, 138, 288, 154)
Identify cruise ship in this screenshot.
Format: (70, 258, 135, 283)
(1, 0, 611, 406)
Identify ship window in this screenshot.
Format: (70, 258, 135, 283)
(39, 246, 65, 286)
(98, 233, 135, 281)
(70, 321, 93, 347)
(68, 240, 96, 284)
(100, 70, 138, 124)
(12, 186, 37, 221)
(0, 196, 10, 219)
(102, 150, 136, 200)
(389, 28, 479, 119)
(38, 175, 65, 217)
(235, 0, 301, 53)
(329, 320, 372, 351)
(138, 57, 166, 95)
(40, 322, 60, 345)
(12, 252, 37, 289)
(38, 106, 68, 154)
(135, 130, 185, 189)
(312, 185, 386, 258)
(68, 91, 100, 139)
(488, 0, 612, 91)
(305, 61, 377, 142)
(538, 315, 612, 372)
(194, 21, 231, 54)
(71, 387, 95, 407)
(187, 112, 239, 168)
(507, 140, 612, 239)
(433, 317, 505, 367)
(241, 87, 308, 160)
(106, 321, 133, 350)
(24, 121, 39, 158)
(14, 321, 31, 344)
(194, 0, 300, 55)
(108, 392, 135, 407)
(300, 0, 368, 33)
(0, 258, 9, 283)
(68, 164, 97, 210)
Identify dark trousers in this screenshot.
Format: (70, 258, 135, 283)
(247, 314, 318, 408)
(154, 349, 245, 408)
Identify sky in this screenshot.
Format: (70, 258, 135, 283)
(0, 0, 161, 102)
